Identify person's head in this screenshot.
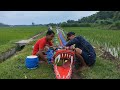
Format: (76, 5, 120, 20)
(67, 32, 75, 41)
(46, 30, 55, 41)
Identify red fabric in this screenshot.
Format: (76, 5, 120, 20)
(54, 61, 72, 79)
(53, 49, 74, 79)
(57, 66, 70, 76)
(32, 36, 53, 55)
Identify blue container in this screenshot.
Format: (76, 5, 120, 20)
(46, 49, 54, 64)
(25, 56, 39, 69)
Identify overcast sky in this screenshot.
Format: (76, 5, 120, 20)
(0, 11, 98, 25)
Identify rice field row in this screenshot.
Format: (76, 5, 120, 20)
(63, 27, 120, 59)
(0, 26, 47, 54)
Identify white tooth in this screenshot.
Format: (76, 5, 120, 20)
(67, 54, 69, 58)
(63, 75, 65, 79)
(65, 60, 67, 62)
(66, 54, 68, 58)
(55, 57, 57, 64)
(62, 54, 63, 58)
(55, 54, 60, 64)
(58, 55, 60, 63)
(69, 55, 71, 58)
(57, 59, 60, 63)
(71, 56, 73, 65)
(65, 54, 66, 58)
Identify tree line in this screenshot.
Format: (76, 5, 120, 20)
(59, 11, 120, 30)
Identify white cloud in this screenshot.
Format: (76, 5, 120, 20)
(0, 11, 98, 25)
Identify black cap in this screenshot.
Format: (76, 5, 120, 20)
(66, 32, 75, 41)
(67, 32, 75, 37)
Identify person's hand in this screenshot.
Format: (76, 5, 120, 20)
(49, 46, 53, 48)
(53, 47, 57, 50)
(44, 46, 49, 52)
(75, 48, 82, 54)
(44, 57, 48, 62)
(65, 47, 70, 50)
(70, 45, 75, 50)
(62, 46, 65, 49)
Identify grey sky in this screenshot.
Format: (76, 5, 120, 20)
(0, 11, 98, 25)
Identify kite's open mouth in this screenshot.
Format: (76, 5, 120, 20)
(52, 49, 75, 79)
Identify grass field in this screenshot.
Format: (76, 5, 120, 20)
(63, 27, 120, 79)
(0, 26, 120, 79)
(0, 26, 47, 54)
(0, 28, 56, 79)
(63, 27, 120, 59)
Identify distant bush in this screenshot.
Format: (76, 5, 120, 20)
(95, 19, 113, 25)
(109, 21, 120, 30)
(60, 23, 91, 27)
(79, 23, 91, 27)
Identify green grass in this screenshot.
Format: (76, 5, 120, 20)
(0, 27, 120, 79)
(0, 31, 55, 79)
(0, 26, 47, 54)
(63, 27, 120, 58)
(63, 27, 120, 47)
(79, 57, 120, 79)
(63, 27, 120, 79)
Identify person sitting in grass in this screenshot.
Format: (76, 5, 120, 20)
(32, 30, 55, 62)
(65, 32, 96, 72)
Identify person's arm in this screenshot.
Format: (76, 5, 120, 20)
(36, 50, 47, 61)
(37, 40, 47, 61)
(49, 41, 53, 46)
(66, 38, 77, 47)
(48, 41, 57, 50)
